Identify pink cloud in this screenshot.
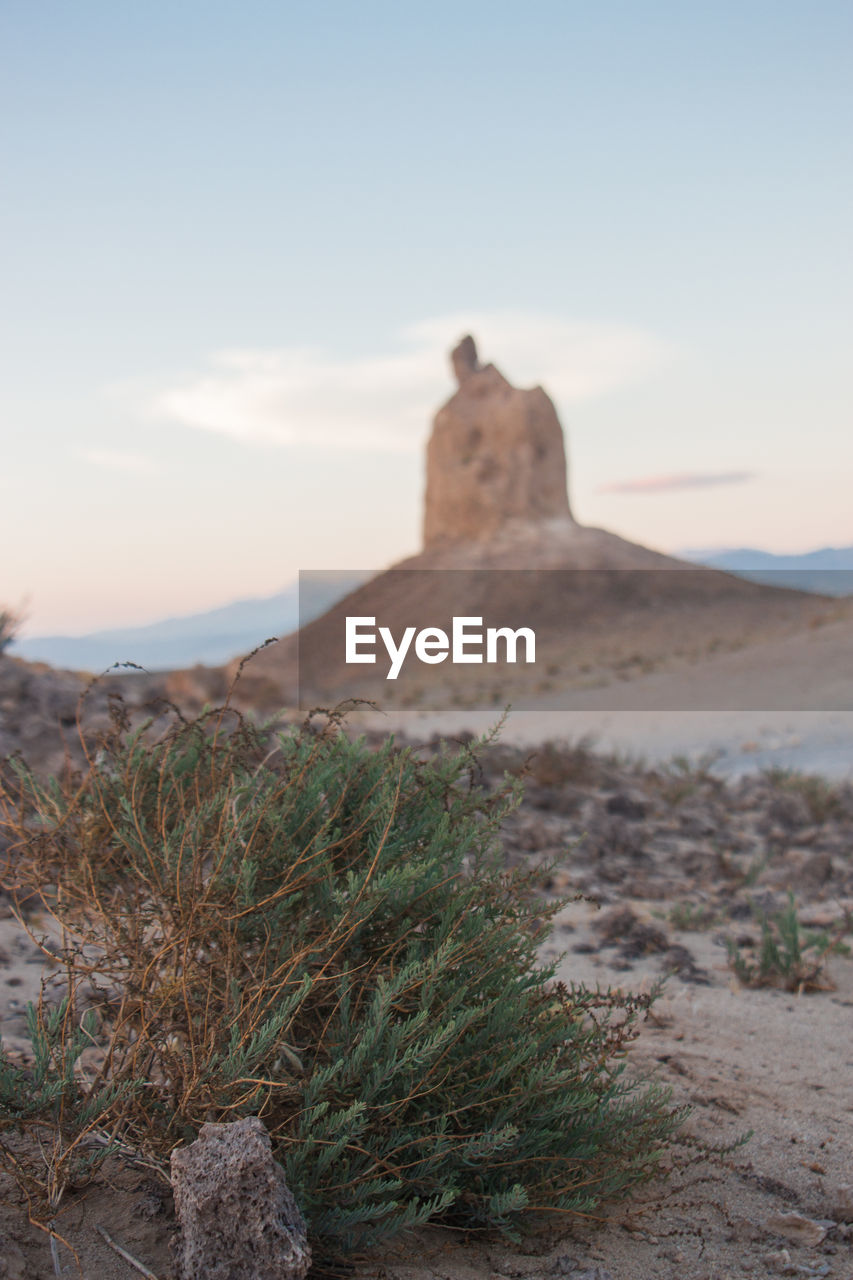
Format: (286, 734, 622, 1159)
(599, 470, 756, 495)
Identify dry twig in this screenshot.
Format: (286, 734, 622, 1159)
(96, 1223, 161, 1279)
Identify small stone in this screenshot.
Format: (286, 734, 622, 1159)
(800, 852, 834, 885)
(765, 1211, 827, 1247)
(678, 806, 718, 837)
(829, 1183, 853, 1222)
(170, 1115, 311, 1280)
(605, 790, 648, 821)
(798, 907, 840, 928)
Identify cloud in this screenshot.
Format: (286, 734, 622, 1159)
(81, 450, 159, 474)
(151, 311, 674, 454)
(598, 471, 756, 495)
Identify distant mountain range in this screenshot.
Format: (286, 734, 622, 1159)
(679, 544, 853, 596)
(12, 546, 853, 673)
(12, 573, 368, 673)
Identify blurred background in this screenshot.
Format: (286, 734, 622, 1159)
(2, 0, 851, 667)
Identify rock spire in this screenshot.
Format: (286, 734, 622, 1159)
(423, 335, 573, 548)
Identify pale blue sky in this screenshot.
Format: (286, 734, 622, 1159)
(2, 1, 851, 632)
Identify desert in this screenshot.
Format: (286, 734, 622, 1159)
(2, 336, 852, 1280)
(3, 11, 851, 1275)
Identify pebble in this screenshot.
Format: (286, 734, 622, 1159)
(764, 1211, 827, 1246)
(830, 1183, 853, 1223)
(762, 1253, 833, 1278)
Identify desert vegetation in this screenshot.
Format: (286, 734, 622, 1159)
(0, 702, 685, 1259)
(0, 605, 22, 656)
(725, 891, 850, 992)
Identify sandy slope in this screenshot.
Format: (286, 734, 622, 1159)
(348, 609, 853, 780)
(226, 522, 837, 711)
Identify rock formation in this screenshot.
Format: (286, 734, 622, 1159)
(170, 1116, 311, 1280)
(423, 335, 573, 548)
(222, 334, 826, 711)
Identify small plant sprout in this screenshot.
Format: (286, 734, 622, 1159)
(726, 892, 850, 993)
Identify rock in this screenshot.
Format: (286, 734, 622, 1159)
(764, 1211, 827, 1246)
(595, 905, 669, 958)
(451, 333, 482, 384)
(164, 664, 229, 711)
(662, 943, 712, 984)
(678, 806, 719, 838)
(605, 790, 648, 821)
(0, 655, 168, 777)
(170, 1116, 311, 1280)
(584, 811, 646, 863)
(800, 851, 834, 885)
(830, 1183, 853, 1222)
(423, 335, 573, 548)
(764, 1248, 794, 1273)
(798, 906, 843, 928)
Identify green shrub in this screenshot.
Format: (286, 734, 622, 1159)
(0, 999, 133, 1221)
(0, 705, 684, 1251)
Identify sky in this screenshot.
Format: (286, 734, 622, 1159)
(2, 1, 851, 635)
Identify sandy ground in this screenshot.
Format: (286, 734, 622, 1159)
(357, 707, 853, 782)
(371, 922, 853, 1280)
(2, 912, 850, 1279)
(329, 606, 853, 781)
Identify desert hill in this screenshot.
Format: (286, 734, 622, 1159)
(231, 337, 835, 711)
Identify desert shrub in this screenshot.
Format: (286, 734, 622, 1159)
(0, 705, 684, 1251)
(655, 754, 721, 806)
(762, 767, 849, 824)
(0, 998, 132, 1225)
(502, 737, 601, 788)
(0, 606, 21, 655)
(726, 892, 850, 993)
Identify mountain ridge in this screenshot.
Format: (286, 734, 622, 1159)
(12, 574, 368, 672)
(679, 545, 853, 596)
